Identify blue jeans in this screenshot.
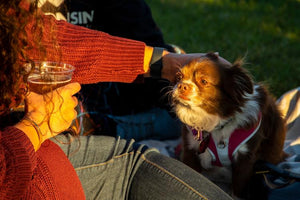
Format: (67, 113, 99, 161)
(53, 134, 232, 200)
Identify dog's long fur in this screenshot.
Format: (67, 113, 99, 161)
(171, 53, 287, 199)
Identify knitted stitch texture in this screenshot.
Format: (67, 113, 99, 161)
(28, 15, 146, 84)
(0, 127, 85, 199)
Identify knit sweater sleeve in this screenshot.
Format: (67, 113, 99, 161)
(29, 15, 146, 84)
(0, 127, 36, 199)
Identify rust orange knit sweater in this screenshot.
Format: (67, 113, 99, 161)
(0, 15, 146, 199)
(0, 127, 85, 199)
(29, 15, 146, 84)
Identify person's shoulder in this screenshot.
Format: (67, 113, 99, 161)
(1, 126, 36, 156)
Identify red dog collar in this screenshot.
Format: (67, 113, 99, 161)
(190, 112, 262, 167)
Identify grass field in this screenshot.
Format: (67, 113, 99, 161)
(146, 0, 300, 98)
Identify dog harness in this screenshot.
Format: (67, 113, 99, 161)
(192, 113, 262, 167)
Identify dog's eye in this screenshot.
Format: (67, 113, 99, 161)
(176, 71, 183, 81)
(201, 79, 208, 85)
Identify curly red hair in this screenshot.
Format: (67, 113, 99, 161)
(0, 0, 43, 115)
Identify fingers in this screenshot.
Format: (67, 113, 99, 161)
(26, 82, 80, 104)
(57, 83, 80, 125)
(24, 82, 81, 137)
(218, 56, 231, 65)
(57, 82, 81, 96)
(53, 82, 80, 108)
(64, 83, 80, 109)
(72, 96, 78, 108)
(60, 107, 78, 124)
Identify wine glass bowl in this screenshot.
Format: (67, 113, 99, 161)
(26, 61, 75, 94)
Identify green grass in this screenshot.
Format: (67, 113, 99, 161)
(146, 0, 300, 98)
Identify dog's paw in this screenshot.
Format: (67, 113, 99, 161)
(199, 151, 213, 170)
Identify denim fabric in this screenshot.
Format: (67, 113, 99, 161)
(52, 134, 232, 200)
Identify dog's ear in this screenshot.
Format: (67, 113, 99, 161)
(224, 59, 253, 105)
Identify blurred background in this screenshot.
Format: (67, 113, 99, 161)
(146, 0, 300, 98)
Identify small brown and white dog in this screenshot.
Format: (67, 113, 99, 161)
(171, 53, 287, 199)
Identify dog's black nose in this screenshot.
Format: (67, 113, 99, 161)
(178, 83, 190, 91)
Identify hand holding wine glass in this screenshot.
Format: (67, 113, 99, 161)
(15, 62, 81, 150)
(15, 82, 81, 151)
(28, 82, 80, 134)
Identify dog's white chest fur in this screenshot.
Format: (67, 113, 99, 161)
(196, 112, 262, 187)
(198, 128, 236, 172)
